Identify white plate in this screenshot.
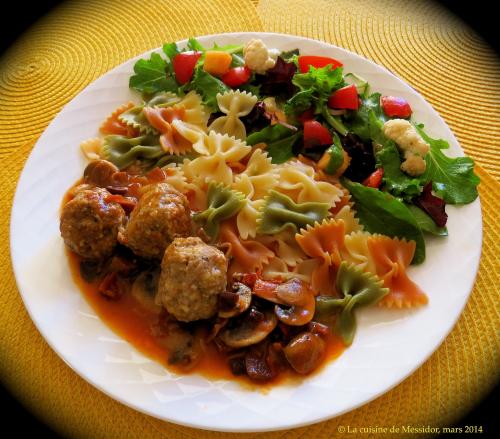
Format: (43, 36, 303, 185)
(10, 32, 482, 432)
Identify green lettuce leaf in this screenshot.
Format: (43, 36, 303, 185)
(341, 179, 426, 264)
(416, 125, 480, 204)
(129, 53, 179, 94)
(292, 65, 344, 107)
(246, 124, 295, 145)
(407, 204, 448, 236)
(188, 67, 230, 111)
(344, 92, 386, 142)
(246, 125, 301, 164)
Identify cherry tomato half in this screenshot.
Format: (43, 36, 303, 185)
(303, 120, 332, 148)
(222, 66, 251, 87)
(327, 84, 359, 110)
(172, 51, 202, 85)
(362, 168, 384, 188)
(298, 55, 343, 73)
(380, 96, 412, 118)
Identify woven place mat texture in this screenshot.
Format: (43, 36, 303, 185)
(0, 0, 498, 438)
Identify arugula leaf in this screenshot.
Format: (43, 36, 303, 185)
(129, 53, 178, 94)
(247, 125, 300, 164)
(344, 92, 385, 142)
(415, 125, 480, 204)
(189, 67, 230, 110)
(407, 204, 448, 236)
(341, 179, 426, 264)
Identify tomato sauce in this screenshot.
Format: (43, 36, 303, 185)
(67, 250, 345, 388)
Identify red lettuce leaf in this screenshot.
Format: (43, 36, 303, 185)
(414, 182, 448, 227)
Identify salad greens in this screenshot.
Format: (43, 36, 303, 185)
(246, 124, 301, 164)
(407, 204, 448, 237)
(416, 125, 480, 204)
(285, 65, 344, 118)
(342, 179, 426, 264)
(129, 53, 178, 94)
(189, 67, 230, 111)
(127, 37, 480, 268)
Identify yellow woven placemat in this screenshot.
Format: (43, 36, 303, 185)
(0, 0, 498, 437)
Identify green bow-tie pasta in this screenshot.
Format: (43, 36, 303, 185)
(314, 262, 389, 346)
(101, 134, 163, 170)
(257, 190, 330, 235)
(194, 182, 246, 239)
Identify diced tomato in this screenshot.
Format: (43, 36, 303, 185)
(172, 51, 202, 85)
(328, 84, 359, 110)
(297, 108, 315, 123)
(380, 96, 412, 118)
(303, 120, 332, 148)
(298, 55, 343, 73)
(222, 66, 251, 87)
(363, 168, 384, 188)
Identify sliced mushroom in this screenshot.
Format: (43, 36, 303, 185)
(283, 331, 326, 374)
(274, 278, 316, 326)
(164, 324, 205, 371)
(252, 278, 286, 304)
(218, 282, 252, 318)
(218, 308, 277, 348)
(84, 159, 119, 188)
(131, 270, 162, 314)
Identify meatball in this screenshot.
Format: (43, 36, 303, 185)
(60, 188, 125, 260)
(157, 237, 227, 322)
(118, 183, 192, 259)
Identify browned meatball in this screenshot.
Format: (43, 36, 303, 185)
(118, 183, 192, 259)
(157, 237, 227, 322)
(60, 188, 125, 260)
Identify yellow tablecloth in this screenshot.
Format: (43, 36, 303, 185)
(0, 1, 498, 437)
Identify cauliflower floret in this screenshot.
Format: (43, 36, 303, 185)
(382, 119, 430, 176)
(243, 39, 277, 74)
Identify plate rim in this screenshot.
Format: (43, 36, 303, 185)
(9, 31, 483, 432)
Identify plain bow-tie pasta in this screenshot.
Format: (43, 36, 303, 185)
(208, 90, 258, 140)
